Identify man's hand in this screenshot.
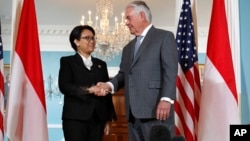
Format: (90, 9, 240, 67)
(156, 101, 171, 120)
(90, 82, 111, 96)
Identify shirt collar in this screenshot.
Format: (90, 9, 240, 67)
(78, 52, 92, 62)
(141, 24, 152, 37)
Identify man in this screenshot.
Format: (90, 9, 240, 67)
(93, 1, 178, 141)
(4, 73, 10, 110)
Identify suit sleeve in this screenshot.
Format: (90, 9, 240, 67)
(58, 57, 89, 101)
(160, 31, 178, 100)
(102, 62, 117, 121)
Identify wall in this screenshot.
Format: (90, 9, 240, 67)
(2, 48, 205, 141)
(2, 0, 250, 140)
(239, 0, 250, 124)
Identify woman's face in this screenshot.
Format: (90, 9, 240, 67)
(75, 29, 96, 57)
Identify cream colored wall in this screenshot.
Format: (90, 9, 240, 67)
(1, 0, 213, 53)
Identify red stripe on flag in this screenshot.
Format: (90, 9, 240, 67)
(176, 76, 195, 121)
(206, 0, 238, 102)
(198, 0, 240, 140)
(175, 1, 201, 141)
(193, 63, 201, 120)
(15, 0, 46, 110)
(175, 101, 194, 141)
(176, 66, 200, 141)
(175, 126, 181, 135)
(0, 71, 3, 139)
(0, 18, 5, 141)
(5, 0, 48, 140)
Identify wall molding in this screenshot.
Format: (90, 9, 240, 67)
(1, 25, 208, 52)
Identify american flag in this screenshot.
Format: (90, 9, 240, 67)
(174, 0, 201, 141)
(0, 18, 4, 141)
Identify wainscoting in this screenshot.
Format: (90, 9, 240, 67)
(47, 89, 128, 141)
(103, 88, 129, 141)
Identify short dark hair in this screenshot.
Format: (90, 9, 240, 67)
(172, 135, 186, 141)
(69, 25, 95, 51)
(150, 124, 171, 141)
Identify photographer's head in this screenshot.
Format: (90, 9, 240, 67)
(150, 124, 171, 141)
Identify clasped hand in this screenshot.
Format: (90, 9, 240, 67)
(87, 82, 111, 96)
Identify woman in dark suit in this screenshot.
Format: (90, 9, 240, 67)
(58, 25, 116, 141)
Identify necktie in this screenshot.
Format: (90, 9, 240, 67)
(134, 36, 143, 57)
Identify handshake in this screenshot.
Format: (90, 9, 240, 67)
(87, 82, 111, 96)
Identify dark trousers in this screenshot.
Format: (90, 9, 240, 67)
(128, 108, 175, 141)
(63, 118, 105, 141)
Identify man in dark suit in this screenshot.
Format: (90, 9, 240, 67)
(58, 25, 116, 141)
(93, 1, 178, 141)
(4, 73, 10, 110)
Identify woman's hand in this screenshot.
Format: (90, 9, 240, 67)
(104, 122, 110, 135)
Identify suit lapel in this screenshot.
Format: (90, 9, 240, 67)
(75, 53, 84, 66)
(74, 53, 90, 71)
(91, 57, 97, 71)
(131, 26, 156, 67)
(91, 57, 104, 71)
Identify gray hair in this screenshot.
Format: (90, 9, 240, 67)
(127, 1, 152, 22)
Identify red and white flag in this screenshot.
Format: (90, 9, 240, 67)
(5, 0, 49, 140)
(0, 18, 5, 141)
(175, 0, 201, 141)
(198, 0, 240, 141)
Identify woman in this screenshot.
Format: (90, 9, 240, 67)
(58, 25, 116, 141)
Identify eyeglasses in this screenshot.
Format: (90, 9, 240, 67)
(80, 36, 97, 42)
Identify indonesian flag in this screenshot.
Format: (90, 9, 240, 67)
(197, 0, 240, 141)
(5, 0, 49, 140)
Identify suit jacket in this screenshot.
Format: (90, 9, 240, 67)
(110, 26, 178, 119)
(59, 53, 116, 121)
(4, 82, 10, 109)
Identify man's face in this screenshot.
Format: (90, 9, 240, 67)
(125, 7, 142, 35)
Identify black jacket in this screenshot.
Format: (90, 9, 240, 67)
(58, 53, 116, 121)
